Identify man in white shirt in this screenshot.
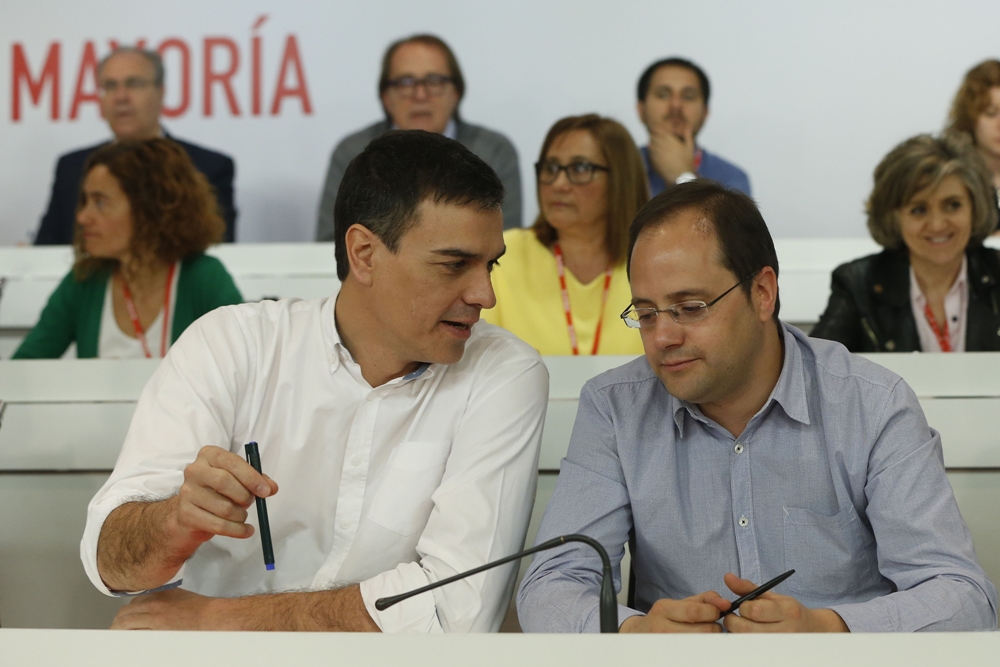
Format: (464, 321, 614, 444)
(81, 130, 548, 632)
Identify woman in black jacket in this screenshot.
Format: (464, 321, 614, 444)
(812, 133, 1000, 352)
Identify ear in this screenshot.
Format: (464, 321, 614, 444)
(344, 224, 379, 287)
(752, 266, 778, 323)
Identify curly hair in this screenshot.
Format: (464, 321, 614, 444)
(866, 133, 998, 250)
(946, 60, 1000, 138)
(532, 114, 649, 265)
(74, 138, 225, 279)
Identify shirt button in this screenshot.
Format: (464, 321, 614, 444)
(351, 456, 362, 466)
(739, 516, 749, 528)
(340, 519, 350, 529)
(734, 443, 744, 454)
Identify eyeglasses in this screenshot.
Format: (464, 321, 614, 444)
(98, 77, 156, 96)
(535, 160, 610, 185)
(385, 74, 454, 97)
(620, 272, 757, 328)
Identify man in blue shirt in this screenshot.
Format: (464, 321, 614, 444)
(517, 181, 997, 633)
(636, 58, 751, 197)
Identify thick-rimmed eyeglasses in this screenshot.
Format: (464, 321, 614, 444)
(385, 74, 454, 97)
(535, 160, 609, 185)
(620, 272, 757, 328)
(98, 78, 156, 96)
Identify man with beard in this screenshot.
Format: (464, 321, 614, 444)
(636, 58, 751, 196)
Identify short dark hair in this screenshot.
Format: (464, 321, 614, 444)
(628, 181, 779, 319)
(637, 57, 711, 105)
(333, 130, 504, 281)
(378, 34, 465, 121)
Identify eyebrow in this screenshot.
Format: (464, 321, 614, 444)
(431, 246, 506, 261)
(631, 289, 711, 306)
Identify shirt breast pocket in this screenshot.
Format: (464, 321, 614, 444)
(782, 505, 878, 598)
(367, 440, 452, 536)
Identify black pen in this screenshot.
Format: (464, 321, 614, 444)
(720, 569, 795, 616)
(244, 441, 275, 571)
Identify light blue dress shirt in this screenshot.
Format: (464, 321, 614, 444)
(517, 324, 998, 632)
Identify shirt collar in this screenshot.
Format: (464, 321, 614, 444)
(671, 322, 810, 437)
(322, 294, 436, 385)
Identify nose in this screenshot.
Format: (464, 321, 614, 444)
(412, 82, 430, 101)
(549, 168, 573, 190)
(468, 266, 497, 311)
(927, 207, 951, 231)
(648, 311, 684, 350)
(76, 202, 94, 227)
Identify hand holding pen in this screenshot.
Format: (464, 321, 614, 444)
(170, 445, 279, 554)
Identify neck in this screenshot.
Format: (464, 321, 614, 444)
(118, 255, 170, 294)
(554, 226, 611, 284)
(700, 323, 785, 438)
(911, 252, 964, 301)
(979, 147, 1000, 187)
(334, 280, 420, 388)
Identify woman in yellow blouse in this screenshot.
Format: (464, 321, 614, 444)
(484, 114, 649, 355)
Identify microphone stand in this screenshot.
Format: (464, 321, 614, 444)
(375, 533, 618, 633)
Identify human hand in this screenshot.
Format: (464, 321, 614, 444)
(619, 590, 730, 633)
(721, 573, 849, 633)
(646, 125, 696, 184)
(169, 445, 279, 553)
(111, 588, 233, 630)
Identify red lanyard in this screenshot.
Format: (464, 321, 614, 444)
(922, 302, 952, 352)
(120, 262, 176, 358)
(554, 243, 613, 356)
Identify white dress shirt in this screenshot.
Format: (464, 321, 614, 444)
(81, 295, 548, 632)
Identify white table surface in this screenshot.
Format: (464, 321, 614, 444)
(0, 629, 997, 667)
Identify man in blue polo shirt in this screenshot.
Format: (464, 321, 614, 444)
(636, 57, 751, 196)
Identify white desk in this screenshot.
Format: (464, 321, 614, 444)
(0, 239, 887, 344)
(0, 629, 997, 666)
(0, 243, 341, 330)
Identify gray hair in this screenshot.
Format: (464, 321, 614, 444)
(866, 132, 998, 249)
(97, 46, 164, 87)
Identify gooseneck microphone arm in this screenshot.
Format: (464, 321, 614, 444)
(374, 533, 619, 633)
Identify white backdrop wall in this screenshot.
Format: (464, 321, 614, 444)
(1, 0, 997, 245)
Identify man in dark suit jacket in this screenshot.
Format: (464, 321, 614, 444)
(35, 47, 236, 244)
(316, 34, 521, 240)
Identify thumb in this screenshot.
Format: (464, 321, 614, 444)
(723, 572, 758, 596)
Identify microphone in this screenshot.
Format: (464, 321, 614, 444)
(375, 533, 619, 633)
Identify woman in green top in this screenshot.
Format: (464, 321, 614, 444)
(15, 139, 243, 358)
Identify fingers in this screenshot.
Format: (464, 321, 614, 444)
(175, 446, 276, 541)
(197, 446, 275, 499)
(648, 595, 723, 625)
(723, 572, 760, 596)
